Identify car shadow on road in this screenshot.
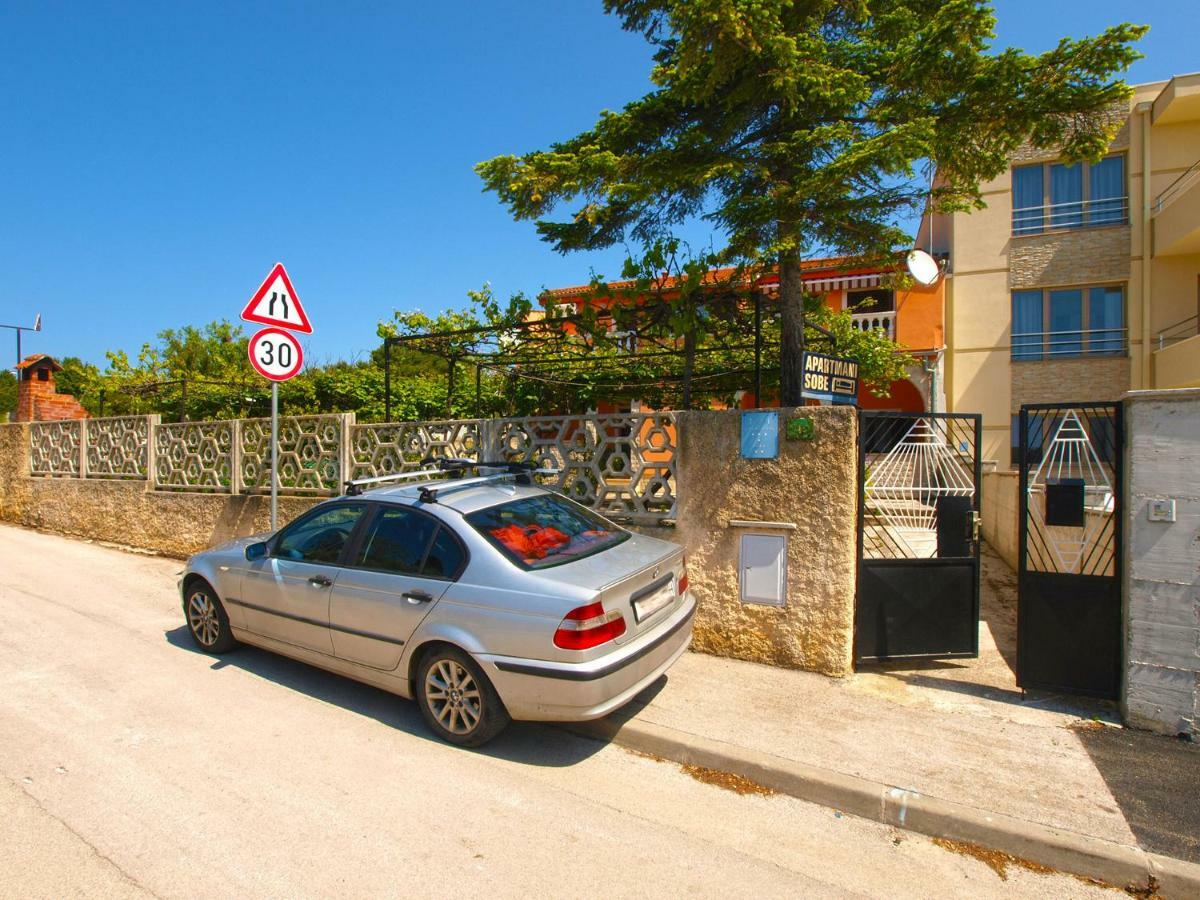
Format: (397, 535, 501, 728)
(164, 625, 661, 768)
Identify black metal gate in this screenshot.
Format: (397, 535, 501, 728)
(1018, 403, 1123, 699)
(855, 412, 982, 663)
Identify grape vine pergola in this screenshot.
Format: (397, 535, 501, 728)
(378, 291, 840, 421)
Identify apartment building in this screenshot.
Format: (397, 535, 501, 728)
(923, 72, 1200, 466)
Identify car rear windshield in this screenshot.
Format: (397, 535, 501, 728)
(465, 494, 629, 570)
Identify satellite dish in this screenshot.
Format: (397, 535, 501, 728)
(906, 249, 941, 286)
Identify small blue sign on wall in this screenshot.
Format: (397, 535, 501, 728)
(740, 411, 779, 459)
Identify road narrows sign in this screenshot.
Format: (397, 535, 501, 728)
(248, 327, 304, 382)
(240, 262, 314, 334)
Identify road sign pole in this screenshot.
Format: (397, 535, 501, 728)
(241, 262, 311, 532)
(270, 382, 279, 531)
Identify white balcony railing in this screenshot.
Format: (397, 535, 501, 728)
(1156, 314, 1199, 350)
(851, 310, 896, 340)
(1011, 327, 1128, 360)
(1012, 196, 1129, 235)
(1153, 156, 1200, 217)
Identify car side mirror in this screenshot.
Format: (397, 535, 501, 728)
(245, 541, 269, 561)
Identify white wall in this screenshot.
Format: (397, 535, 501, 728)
(1122, 389, 1200, 737)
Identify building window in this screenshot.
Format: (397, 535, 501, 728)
(1011, 414, 1115, 466)
(1012, 155, 1126, 235)
(1011, 415, 1046, 467)
(846, 288, 894, 313)
(846, 288, 896, 339)
(1011, 285, 1126, 360)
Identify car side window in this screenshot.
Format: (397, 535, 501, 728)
(356, 507, 439, 575)
(274, 504, 365, 565)
(422, 526, 465, 579)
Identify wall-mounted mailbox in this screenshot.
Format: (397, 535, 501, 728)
(740, 411, 779, 459)
(1045, 478, 1086, 527)
(739, 533, 787, 606)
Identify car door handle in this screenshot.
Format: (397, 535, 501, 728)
(308, 575, 333, 588)
(402, 590, 433, 604)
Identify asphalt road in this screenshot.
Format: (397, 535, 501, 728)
(0, 523, 1117, 899)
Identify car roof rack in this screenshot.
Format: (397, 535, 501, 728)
(343, 456, 559, 501)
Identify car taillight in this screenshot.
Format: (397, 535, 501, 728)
(554, 601, 626, 650)
(678, 557, 689, 595)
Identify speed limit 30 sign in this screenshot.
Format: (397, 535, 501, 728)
(241, 262, 311, 383)
(248, 327, 304, 381)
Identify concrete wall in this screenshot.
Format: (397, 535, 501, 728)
(1, 413, 862, 677)
(0, 423, 318, 558)
(1122, 389, 1200, 738)
(981, 469, 1020, 571)
(674, 408, 858, 676)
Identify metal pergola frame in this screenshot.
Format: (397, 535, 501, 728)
(378, 292, 839, 421)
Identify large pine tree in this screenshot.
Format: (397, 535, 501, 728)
(477, 1, 1145, 403)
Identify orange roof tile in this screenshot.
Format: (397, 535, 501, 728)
(16, 354, 61, 371)
(539, 255, 898, 303)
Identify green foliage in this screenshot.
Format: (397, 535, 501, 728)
(56, 321, 384, 423)
(376, 285, 534, 419)
(0, 370, 16, 416)
(477, 1, 1146, 401)
(544, 239, 911, 404)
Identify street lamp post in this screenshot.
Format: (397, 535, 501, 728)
(1, 313, 43, 376)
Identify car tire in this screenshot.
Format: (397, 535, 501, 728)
(416, 646, 510, 747)
(184, 582, 237, 654)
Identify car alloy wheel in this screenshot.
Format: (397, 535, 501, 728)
(415, 647, 510, 747)
(188, 590, 221, 648)
(184, 583, 235, 654)
(424, 658, 482, 736)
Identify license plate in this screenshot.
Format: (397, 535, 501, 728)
(633, 583, 674, 623)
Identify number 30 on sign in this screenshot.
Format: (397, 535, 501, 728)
(248, 327, 304, 381)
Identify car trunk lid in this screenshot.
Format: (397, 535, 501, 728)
(534, 533, 685, 646)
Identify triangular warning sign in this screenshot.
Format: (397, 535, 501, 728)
(240, 263, 313, 334)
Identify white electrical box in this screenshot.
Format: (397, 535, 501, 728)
(739, 533, 787, 606)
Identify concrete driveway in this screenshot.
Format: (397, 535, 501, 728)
(0, 523, 1118, 898)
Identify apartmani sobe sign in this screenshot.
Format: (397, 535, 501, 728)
(801, 351, 859, 406)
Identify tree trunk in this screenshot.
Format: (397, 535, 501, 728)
(681, 327, 696, 410)
(446, 357, 456, 418)
(779, 250, 806, 406)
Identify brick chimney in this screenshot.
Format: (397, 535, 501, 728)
(15, 355, 89, 422)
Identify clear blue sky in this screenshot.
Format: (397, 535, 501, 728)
(1, 1, 1193, 370)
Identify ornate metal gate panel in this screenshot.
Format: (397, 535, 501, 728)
(1018, 403, 1123, 699)
(855, 412, 982, 663)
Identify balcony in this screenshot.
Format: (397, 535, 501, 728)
(851, 310, 895, 340)
(1011, 327, 1128, 361)
(1012, 196, 1129, 236)
(1152, 157, 1200, 256)
(1153, 314, 1200, 388)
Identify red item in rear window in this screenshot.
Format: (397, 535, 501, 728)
(490, 524, 570, 561)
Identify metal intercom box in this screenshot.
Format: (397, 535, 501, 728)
(739, 533, 787, 606)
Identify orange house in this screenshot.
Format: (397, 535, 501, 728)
(539, 255, 946, 414)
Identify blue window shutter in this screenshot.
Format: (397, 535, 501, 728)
(1050, 163, 1084, 229)
(1012, 166, 1043, 235)
(1089, 286, 1124, 354)
(1012, 291, 1043, 360)
(1049, 289, 1083, 356)
(1088, 157, 1126, 225)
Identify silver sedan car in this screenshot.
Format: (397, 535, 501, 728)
(180, 467, 694, 746)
